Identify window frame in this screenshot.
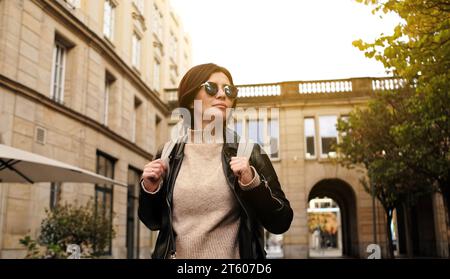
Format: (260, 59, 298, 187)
(266, 117, 280, 160)
(152, 58, 161, 92)
(103, 0, 116, 41)
(50, 41, 67, 104)
(49, 182, 62, 210)
(304, 117, 317, 160)
(94, 150, 116, 256)
(131, 32, 142, 70)
(234, 111, 280, 161)
(133, 0, 144, 15)
(170, 31, 178, 61)
(318, 115, 339, 159)
(126, 165, 142, 259)
(103, 72, 116, 126)
(104, 79, 109, 126)
(152, 4, 163, 41)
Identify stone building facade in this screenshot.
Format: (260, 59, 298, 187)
(0, 0, 191, 258)
(1, 0, 448, 259)
(228, 78, 449, 258)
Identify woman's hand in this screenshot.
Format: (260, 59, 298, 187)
(141, 159, 168, 192)
(230, 157, 254, 185)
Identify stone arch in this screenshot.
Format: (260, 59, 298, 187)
(308, 178, 359, 257)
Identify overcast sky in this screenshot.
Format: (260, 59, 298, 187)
(170, 0, 402, 85)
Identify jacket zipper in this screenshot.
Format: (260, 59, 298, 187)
(164, 142, 185, 259)
(166, 197, 176, 259)
(260, 174, 284, 211)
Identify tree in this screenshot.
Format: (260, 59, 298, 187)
(20, 201, 115, 259)
(348, 0, 450, 256)
(336, 90, 434, 258)
(353, 0, 450, 217)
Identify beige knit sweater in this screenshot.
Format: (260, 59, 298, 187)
(172, 143, 241, 259)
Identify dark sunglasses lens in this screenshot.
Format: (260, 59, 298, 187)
(205, 82, 218, 96)
(224, 85, 238, 98)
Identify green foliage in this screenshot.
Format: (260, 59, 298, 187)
(19, 236, 40, 259)
(19, 201, 115, 259)
(354, 0, 450, 81)
(344, 0, 450, 257)
(337, 90, 435, 211)
(347, 0, 450, 202)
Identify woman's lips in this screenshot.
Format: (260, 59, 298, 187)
(213, 104, 227, 109)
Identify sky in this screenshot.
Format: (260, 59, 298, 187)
(170, 0, 402, 85)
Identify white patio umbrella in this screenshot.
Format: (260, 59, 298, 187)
(0, 144, 126, 187)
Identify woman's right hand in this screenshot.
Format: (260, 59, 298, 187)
(141, 159, 168, 192)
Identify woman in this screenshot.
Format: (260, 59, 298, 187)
(138, 63, 293, 259)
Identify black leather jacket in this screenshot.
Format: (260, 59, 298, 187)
(138, 130, 293, 259)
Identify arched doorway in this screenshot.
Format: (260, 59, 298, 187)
(308, 179, 359, 258)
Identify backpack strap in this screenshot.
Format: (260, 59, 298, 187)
(163, 135, 254, 162)
(160, 140, 176, 162)
(160, 134, 188, 162)
(237, 138, 254, 160)
(159, 134, 187, 179)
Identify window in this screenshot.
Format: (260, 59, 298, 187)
(95, 151, 116, 255)
(319, 115, 338, 158)
(49, 182, 62, 210)
(153, 59, 161, 92)
(183, 51, 189, 73)
(127, 166, 141, 259)
(304, 118, 316, 159)
(132, 97, 142, 143)
(169, 32, 178, 60)
(103, 0, 115, 41)
(133, 0, 144, 15)
(235, 113, 280, 160)
(170, 65, 178, 82)
(247, 118, 264, 146)
(50, 41, 66, 103)
(152, 5, 163, 40)
(103, 72, 115, 126)
(132, 33, 141, 70)
(268, 118, 279, 159)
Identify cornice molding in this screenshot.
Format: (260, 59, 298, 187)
(0, 74, 154, 161)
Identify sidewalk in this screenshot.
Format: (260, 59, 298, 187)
(309, 248, 344, 258)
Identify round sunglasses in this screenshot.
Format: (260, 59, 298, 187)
(199, 81, 239, 99)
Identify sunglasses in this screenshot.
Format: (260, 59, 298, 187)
(199, 81, 239, 99)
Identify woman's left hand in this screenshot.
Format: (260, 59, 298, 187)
(230, 157, 254, 184)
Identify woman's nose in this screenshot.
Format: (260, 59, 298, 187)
(215, 87, 226, 99)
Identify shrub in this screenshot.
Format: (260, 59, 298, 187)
(20, 201, 115, 259)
